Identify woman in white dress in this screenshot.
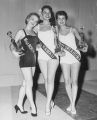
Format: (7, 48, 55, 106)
(37, 5, 59, 116)
(55, 11, 88, 115)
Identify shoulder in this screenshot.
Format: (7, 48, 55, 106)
(16, 29, 25, 36)
(70, 27, 78, 34)
(39, 23, 43, 27)
(51, 26, 57, 32)
(37, 23, 43, 31)
(15, 29, 25, 42)
(33, 25, 39, 33)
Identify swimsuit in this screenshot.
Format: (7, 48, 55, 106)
(59, 28, 81, 64)
(37, 28, 58, 61)
(19, 30, 39, 67)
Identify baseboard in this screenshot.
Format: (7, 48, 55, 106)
(0, 70, 97, 87)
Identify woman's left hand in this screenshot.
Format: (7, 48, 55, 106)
(36, 44, 41, 49)
(80, 43, 88, 53)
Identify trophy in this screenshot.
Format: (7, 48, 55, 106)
(77, 41, 88, 52)
(7, 31, 25, 53)
(77, 27, 88, 52)
(55, 37, 65, 57)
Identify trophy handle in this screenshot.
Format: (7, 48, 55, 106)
(7, 31, 13, 39)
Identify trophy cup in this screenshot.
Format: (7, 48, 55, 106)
(7, 31, 25, 53)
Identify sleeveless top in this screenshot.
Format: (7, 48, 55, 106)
(59, 28, 80, 53)
(19, 29, 39, 67)
(37, 25, 57, 60)
(59, 28, 81, 64)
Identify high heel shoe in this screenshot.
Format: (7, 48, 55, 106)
(51, 101, 55, 109)
(71, 109, 77, 115)
(30, 107, 37, 117)
(45, 110, 51, 116)
(45, 104, 51, 116)
(45, 108, 51, 116)
(45, 101, 54, 116)
(14, 105, 28, 114)
(66, 105, 71, 112)
(31, 112, 37, 117)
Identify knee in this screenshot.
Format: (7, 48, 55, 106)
(47, 79, 54, 86)
(47, 81, 54, 85)
(22, 80, 26, 87)
(47, 77, 54, 85)
(44, 77, 48, 82)
(47, 73, 55, 83)
(65, 78, 71, 86)
(43, 77, 48, 85)
(25, 81, 33, 89)
(72, 80, 77, 86)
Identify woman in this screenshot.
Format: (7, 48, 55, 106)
(55, 11, 88, 115)
(37, 5, 59, 115)
(12, 12, 40, 116)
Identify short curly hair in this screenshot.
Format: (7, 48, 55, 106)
(25, 12, 40, 24)
(56, 11, 68, 21)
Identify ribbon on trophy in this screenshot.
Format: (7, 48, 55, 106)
(7, 31, 25, 56)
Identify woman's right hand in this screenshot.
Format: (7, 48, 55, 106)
(12, 50, 24, 58)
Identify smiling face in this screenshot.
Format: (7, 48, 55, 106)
(57, 15, 66, 26)
(42, 8, 51, 20)
(27, 15, 39, 28)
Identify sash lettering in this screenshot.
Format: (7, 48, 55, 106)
(39, 40, 57, 59)
(59, 41, 81, 61)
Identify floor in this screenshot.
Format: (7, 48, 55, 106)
(38, 82, 97, 120)
(82, 80, 97, 95)
(0, 79, 97, 120)
(0, 86, 74, 120)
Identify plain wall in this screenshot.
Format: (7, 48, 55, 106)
(0, 0, 97, 86)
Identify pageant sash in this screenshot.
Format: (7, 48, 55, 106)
(59, 41, 81, 61)
(22, 29, 36, 56)
(32, 30, 57, 59)
(23, 37, 36, 60)
(39, 39, 57, 59)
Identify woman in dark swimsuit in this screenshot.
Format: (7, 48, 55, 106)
(12, 12, 40, 116)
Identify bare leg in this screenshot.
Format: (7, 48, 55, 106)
(17, 80, 26, 111)
(46, 59, 59, 114)
(21, 67, 36, 114)
(38, 59, 59, 115)
(71, 62, 80, 114)
(60, 63, 72, 111)
(38, 60, 47, 95)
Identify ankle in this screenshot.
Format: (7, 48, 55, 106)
(71, 105, 76, 111)
(30, 106, 37, 113)
(17, 104, 23, 111)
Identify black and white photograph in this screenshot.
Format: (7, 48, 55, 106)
(0, 0, 97, 120)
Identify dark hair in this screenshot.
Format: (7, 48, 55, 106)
(56, 11, 68, 21)
(25, 12, 40, 24)
(41, 5, 56, 26)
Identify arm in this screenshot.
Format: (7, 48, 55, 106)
(15, 30, 24, 43)
(72, 28, 88, 52)
(33, 25, 39, 34)
(12, 30, 25, 58)
(33, 25, 42, 49)
(72, 28, 81, 42)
